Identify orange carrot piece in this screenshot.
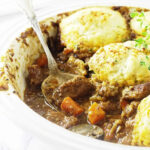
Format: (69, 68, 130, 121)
(63, 48, 73, 55)
(37, 53, 48, 67)
(61, 97, 84, 116)
(88, 102, 105, 125)
(120, 100, 128, 110)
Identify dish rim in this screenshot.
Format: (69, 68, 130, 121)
(1, 0, 150, 149)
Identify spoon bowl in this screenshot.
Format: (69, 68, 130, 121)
(41, 71, 76, 110)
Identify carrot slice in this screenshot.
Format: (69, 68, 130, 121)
(88, 102, 105, 125)
(37, 53, 48, 67)
(63, 48, 73, 55)
(120, 100, 128, 110)
(61, 97, 84, 116)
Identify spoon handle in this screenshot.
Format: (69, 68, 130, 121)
(15, 0, 58, 73)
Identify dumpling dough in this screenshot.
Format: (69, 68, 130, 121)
(130, 11, 150, 35)
(60, 7, 129, 53)
(88, 41, 150, 86)
(132, 95, 150, 146)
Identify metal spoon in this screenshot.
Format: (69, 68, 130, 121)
(16, 0, 76, 110)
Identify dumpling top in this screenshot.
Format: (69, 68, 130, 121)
(132, 95, 150, 146)
(60, 7, 129, 53)
(88, 41, 150, 86)
(130, 11, 150, 35)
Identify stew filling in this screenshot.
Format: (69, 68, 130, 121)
(21, 6, 150, 146)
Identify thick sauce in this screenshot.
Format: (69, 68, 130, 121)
(24, 51, 140, 145)
(23, 6, 150, 146)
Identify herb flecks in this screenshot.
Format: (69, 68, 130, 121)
(115, 59, 118, 63)
(130, 11, 150, 71)
(142, 32, 147, 37)
(130, 12, 139, 18)
(140, 61, 146, 66)
(139, 59, 150, 71)
(130, 11, 150, 51)
(130, 11, 145, 20)
(135, 38, 148, 48)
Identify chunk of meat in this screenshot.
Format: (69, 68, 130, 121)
(121, 82, 150, 101)
(73, 51, 93, 60)
(52, 76, 95, 106)
(99, 100, 121, 114)
(67, 56, 87, 76)
(103, 101, 139, 144)
(121, 101, 139, 121)
(117, 101, 139, 145)
(28, 65, 44, 85)
(90, 81, 120, 101)
(103, 118, 133, 145)
(45, 110, 78, 128)
(103, 119, 123, 141)
(28, 65, 48, 86)
(99, 82, 119, 98)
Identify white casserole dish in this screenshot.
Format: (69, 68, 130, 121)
(1, 0, 150, 149)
